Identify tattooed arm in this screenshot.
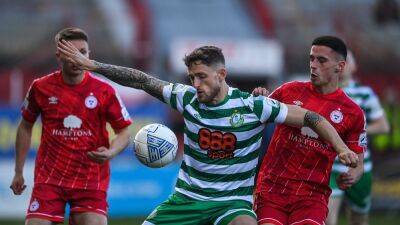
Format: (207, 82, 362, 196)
(92, 62, 169, 100)
(283, 104, 359, 167)
(57, 40, 169, 100)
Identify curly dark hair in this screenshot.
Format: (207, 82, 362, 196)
(183, 46, 225, 68)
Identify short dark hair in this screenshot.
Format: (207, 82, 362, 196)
(55, 27, 88, 43)
(183, 46, 225, 68)
(312, 36, 347, 60)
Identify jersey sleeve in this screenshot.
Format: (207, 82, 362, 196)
(21, 81, 41, 123)
(162, 83, 196, 114)
(251, 95, 288, 124)
(345, 111, 367, 154)
(269, 81, 295, 101)
(269, 85, 284, 101)
(105, 88, 132, 130)
(364, 88, 384, 121)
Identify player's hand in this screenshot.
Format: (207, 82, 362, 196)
(57, 40, 96, 71)
(336, 172, 357, 190)
(252, 87, 269, 97)
(10, 173, 27, 195)
(338, 150, 358, 168)
(87, 146, 115, 164)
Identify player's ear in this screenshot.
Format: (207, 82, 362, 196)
(217, 68, 227, 81)
(337, 60, 346, 73)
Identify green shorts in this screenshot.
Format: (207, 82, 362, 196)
(143, 192, 256, 225)
(329, 171, 372, 213)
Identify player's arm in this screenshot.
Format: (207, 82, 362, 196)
(367, 116, 390, 134)
(87, 127, 131, 164)
(10, 119, 34, 195)
(57, 40, 168, 101)
(283, 104, 359, 167)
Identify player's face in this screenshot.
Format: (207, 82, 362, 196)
(57, 39, 89, 77)
(309, 45, 343, 87)
(187, 62, 224, 103)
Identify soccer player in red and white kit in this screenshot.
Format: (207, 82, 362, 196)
(254, 36, 366, 225)
(10, 28, 132, 225)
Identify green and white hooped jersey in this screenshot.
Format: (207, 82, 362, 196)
(332, 80, 384, 173)
(162, 83, 288, 203)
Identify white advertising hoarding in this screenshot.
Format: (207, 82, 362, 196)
(169, 38, 283, 77)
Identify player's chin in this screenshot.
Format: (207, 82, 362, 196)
(197, 95, 210, 103)
(69, 68, 83, 76)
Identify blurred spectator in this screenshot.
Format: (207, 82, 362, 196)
(374, 0, 400, 25)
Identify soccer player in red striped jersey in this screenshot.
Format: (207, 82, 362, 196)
(10, 28, 132, 225)
(254, 36, 366, 225)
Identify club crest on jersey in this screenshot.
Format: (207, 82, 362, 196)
(29, 199, 39, 212)
(330, 110, 343, 123)
(48, 96, 58, 104)
(230, 111, 244, 127)
(85, 94, 98, 109)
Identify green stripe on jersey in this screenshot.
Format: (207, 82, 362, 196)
(176, 179, 253, 198)
(162, 84, 284, 202)
(180, 161, 256, 182)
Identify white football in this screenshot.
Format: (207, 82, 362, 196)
(133, 123, 178, 168)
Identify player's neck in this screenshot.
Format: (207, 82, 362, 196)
(210, 82, 229, 105)
(339, 76, 351, 88)
(313, 82, 338, 95)
(61, 70, 85, 85)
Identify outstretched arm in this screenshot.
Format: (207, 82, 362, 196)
(57, 40, 169, 100)
(92, 62, 169, 100)
(284, 104, 359, 168)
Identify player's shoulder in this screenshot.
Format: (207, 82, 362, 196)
(231, 87, 251, 99)
(31, 71, 60, 88)
(172, 83, 196, 93)
(340, 91, 364, 116)
(86, 73, 116, 91)
(87, 73, 112, 86)
(278, 80, 309, 91)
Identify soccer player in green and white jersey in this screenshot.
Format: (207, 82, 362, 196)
(327, 52, 390, 225)
(58, 42, 359, 225)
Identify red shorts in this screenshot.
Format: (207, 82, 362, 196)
(26, 183, 108, 223)
(254, 192, 328, 225)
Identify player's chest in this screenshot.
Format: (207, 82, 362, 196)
(37, 87, 105, 118)
(284, 94, 348, 133)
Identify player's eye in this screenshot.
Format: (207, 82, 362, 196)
(317, 57, 327, 63)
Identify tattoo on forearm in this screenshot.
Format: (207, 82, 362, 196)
(93, 61, 169, 100)
(304, 111, 323, 129)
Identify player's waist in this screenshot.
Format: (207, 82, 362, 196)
(257, 174, 330, 196)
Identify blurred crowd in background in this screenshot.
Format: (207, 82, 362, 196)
(0, 0, 399, 219)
